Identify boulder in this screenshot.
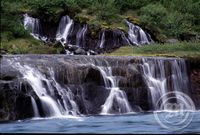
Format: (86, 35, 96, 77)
(74, 48, 87, 55)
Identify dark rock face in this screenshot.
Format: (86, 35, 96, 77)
(0, 76, 36, 121)
(94, 29, 130, 52)
(63, 25, 130, 54)
(190, 69, 200, 109)
(74, 84, 110, 114)
(189, 62, 200, 109)
(84, 67, 105, 86)
(188, 59, 200, 109)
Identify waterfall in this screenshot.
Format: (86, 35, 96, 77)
(126, 20, 152, 46)
(31, 97, 40, 117)
(1, 55, 196, 121)
(82, 59, 132, 114)
(119, 30, 131, 45)
(96, 30, 130, 50)
(23, 14, 47, 41)
(10, 61, 79, 117)
(76, 25, 88, 47)
(140, 58, 191, 110)
(56, 16, 74, 46)
(97, 31, 105, 49)
(98, 66, 132, 114)
(76, 57, 133, 114)
(22, 14, 155, 55)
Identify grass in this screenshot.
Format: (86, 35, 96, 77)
(1, 38, 200, 60)
(104, 42, 200, 59)
(1, 38, 64, 54)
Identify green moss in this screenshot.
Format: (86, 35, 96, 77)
(74, 14, 90, 23)
(126, 16, 140, 26)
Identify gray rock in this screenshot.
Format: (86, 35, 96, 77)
(0, 49, 7, 55)
(74, 48, 87, 55)
(166, 38, 179, 44)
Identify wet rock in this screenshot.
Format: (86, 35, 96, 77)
(84, 67, 105, 86)
(87, 50, 98, 55)
(190, 69, 200, 109)
(74, 48, 87, 55)
(124, 87, 150, 111)
(0, 81, 35, 121)
(67, 44, 79, 51)
(112, 67, 127, 77)
(76, 84, 109, 114)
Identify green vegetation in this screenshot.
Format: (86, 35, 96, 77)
(0, 0, 200, 55)
(104, 42, 200, 58)
(1, 0, 200, 41)
(1, 38, 64, 54)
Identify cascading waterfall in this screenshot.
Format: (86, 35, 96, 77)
(81, 58, 132, 114)
(22, 14, 155, 55)
(48, 68, 80, 116)
(98, 65, 132, 114)
(9, 60, 80, 117)
(126, 20, 152, 45)
(1, 55, 195, 121)
(23, 14, 47, 41)
(140, 58, 191, 110)
(12, 63, 62, 117)
(56, 15, 74, 46)
(76, 25, 88, 47)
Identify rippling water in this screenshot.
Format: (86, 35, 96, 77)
(0, 112, 200, 133)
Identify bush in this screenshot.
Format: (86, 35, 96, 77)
(24, 0, 80, 23)
(90, 0, 120, 24)
(76, 0, 93, 8)
(163, 12, 195, 37)
(161, 0, 200, 35)
(1, 0, 29, 40)
(139, 4, 167, 27)
(115, 0, 157, 12)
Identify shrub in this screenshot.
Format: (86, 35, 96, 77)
(163, 12, 195, 37)
(114, 0, 157, 12)
(1, 0, 29, 40)
(89, 0, 120, 24)
(139, 4, 167, 27)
